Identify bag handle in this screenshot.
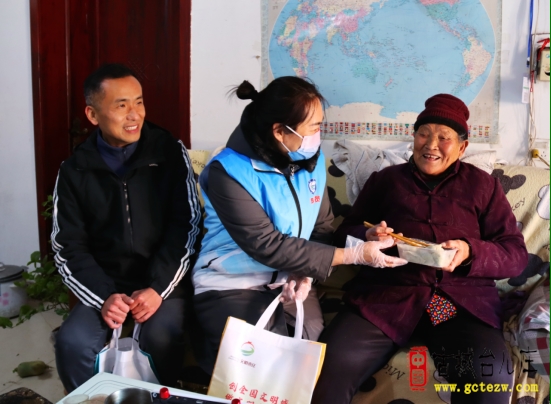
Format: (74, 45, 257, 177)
(132, 323, 142, 341)
(255, 293, 305, 340)
(111, 327, 122, 349)
(108, 323, 142, 350)
(294, 299, 304, 340)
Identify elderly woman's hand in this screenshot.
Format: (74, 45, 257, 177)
(365, 221, 402, 246)
(440, 240, 471, 272)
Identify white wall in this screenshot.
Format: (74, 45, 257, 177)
(191, 1, 550, 167)
(0, 1, 39, 266)
(191, 0, 262, 151)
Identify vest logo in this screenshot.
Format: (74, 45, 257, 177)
(241, 341, 255, 356)
(308, 179, 317, 194)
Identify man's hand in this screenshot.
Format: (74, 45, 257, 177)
(440, 239, 471, 273)
(101, 293, 134, 329)
(128, 288, 162, 323)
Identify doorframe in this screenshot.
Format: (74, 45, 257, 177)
(30, 0, 71, 255)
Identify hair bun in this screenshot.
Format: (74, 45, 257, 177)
(235, 80, 259, 101)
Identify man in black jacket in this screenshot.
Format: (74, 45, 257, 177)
(52, 64, 201, 391)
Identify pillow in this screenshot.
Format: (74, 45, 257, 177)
(187, 149, 211, 208)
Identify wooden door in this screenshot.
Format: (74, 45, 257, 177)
(30, 0, 191, 253)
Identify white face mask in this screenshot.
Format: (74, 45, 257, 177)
(281, 125, 321, 161)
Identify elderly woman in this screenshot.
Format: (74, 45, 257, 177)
(312, 94, 528, 404)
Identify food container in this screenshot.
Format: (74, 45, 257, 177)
(63, 394, 108, 404)
(105, 388, 152, 404)
(396, 241, 457, 268)
(0, 262, 28, 318)
(63, 395, 90, 404)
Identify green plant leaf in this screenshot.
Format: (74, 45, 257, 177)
(10, 249, 68, 327)
(0, 317, 13, 329)
(41, 195, 54, 219)
(55, 308, 69, 317)
(16, 305, 38, 324)
(19, 305, 34, 317)
(28, 251, 41, 264)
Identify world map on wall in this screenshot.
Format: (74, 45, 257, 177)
(262, 0, 501, 142)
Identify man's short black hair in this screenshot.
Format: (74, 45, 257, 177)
(84, 64, 138, 107)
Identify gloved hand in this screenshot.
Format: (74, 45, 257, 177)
(280, 275, 312, 303)
(342, 235, 408, 268)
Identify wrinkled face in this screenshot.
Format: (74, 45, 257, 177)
(273, 98, 324, 152)
(85, 76, 145, 147)
(413, 123, 468, 176)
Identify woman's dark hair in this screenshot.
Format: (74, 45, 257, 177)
(230, 76, 326, 169)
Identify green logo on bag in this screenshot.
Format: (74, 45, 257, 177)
(241, 341, 255, 356)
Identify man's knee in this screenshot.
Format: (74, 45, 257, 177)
(55, 322, 82, 354)
(55, 306, 106, 355)
(140, 298, 186, 346)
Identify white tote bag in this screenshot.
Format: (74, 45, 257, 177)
(208, 293, 326, 404)
(94, 323, 159, 384)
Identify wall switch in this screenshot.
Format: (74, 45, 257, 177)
(534, 139, 549, 151)
(533, 139, 550, 167)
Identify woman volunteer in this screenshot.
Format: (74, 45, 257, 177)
(191, 76, 406, 374)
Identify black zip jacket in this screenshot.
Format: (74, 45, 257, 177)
(51, 122, 202, 310)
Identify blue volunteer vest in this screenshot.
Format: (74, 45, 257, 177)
(194, 148, 326, 275)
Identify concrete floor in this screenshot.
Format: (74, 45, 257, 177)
(0, 310, 64, 403)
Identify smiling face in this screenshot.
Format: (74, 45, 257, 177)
(413, 123, 468, 177)
(273, 98, 324, 152)
(84, 76, 145, 147)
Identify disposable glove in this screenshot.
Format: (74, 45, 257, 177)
(280, 275, 312, 303)
(342, 235, 408, 268)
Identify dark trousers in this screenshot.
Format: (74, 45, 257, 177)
(55, 298, 187, 392)
(192, 289, 287, 375)
(312, 307, 513, 404)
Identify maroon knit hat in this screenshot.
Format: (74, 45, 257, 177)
(414, 94, 469, 139)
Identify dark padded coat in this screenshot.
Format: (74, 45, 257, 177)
(335, 160, 528, 345)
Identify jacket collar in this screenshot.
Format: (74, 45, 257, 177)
(73, 122, 165, 171)
(408, 156, 461, 190)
